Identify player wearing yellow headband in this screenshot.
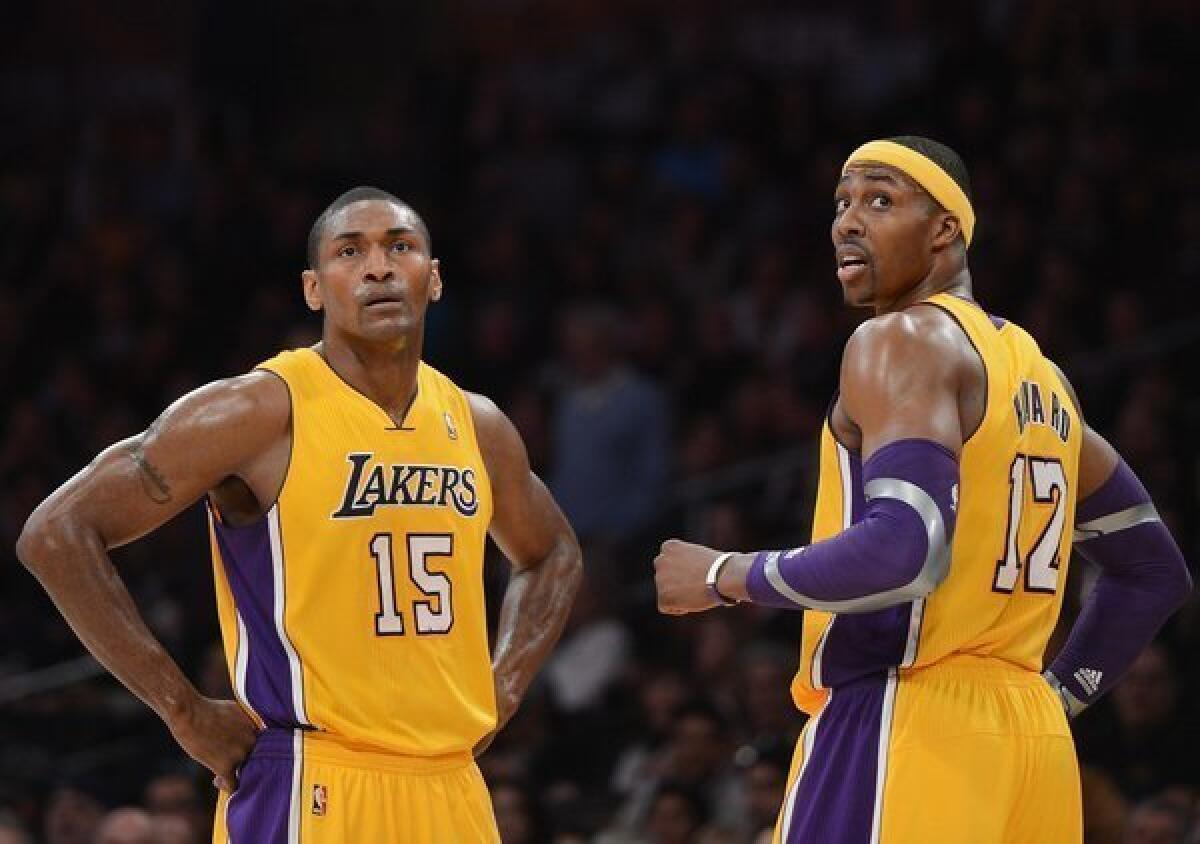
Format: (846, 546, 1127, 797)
(653, 136, 1191, 842)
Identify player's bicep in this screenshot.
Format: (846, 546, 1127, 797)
(469, 394, 574, 570)
(840, 312, 964, 459)
(31, 374, 288, 551)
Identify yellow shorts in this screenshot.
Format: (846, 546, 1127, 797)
(774, 656, 1082, 843)
(212, 728, 499, 843)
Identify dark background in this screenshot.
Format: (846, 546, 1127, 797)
(2, 2, 1198, 842)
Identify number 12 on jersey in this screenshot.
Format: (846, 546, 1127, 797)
(994, 454, 1069, 594)
(370, 533, 455, 635)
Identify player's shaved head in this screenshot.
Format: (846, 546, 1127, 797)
(308, 186, 431, 268)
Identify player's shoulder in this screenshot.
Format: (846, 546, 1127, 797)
(163, 369, 291, 436)
(219, 368, 292, 415)
(463, 390, 508, 441)
(463, 389, 532, 477)
(845, 305, 966, 368)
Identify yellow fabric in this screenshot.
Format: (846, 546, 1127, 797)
(908, 294, 1081, 673)
(212, 731, 500, 843)
(781, 293, 1085, 837)
(787, 431, 841, 715)
(879, 657, 1082, 842)
(792, 293, 1082, 705)
(211, 348, 496, 757)
(774, 659, 1082, 843)
(844, 140, 976, 246)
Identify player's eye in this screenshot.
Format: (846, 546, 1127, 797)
(391, 241, 411, 253)
(870, 194, 891, 210)
(834, 197, 850, 214)
(337, 244, 358, 258)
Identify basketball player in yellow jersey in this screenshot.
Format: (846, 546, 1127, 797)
(18, 187, 583, 842)
(655, 137, 1192, 842)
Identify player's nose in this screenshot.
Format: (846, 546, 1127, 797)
(362, 244, 394, 281)
(833, 202, 866, 243)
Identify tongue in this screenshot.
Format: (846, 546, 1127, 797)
(838, 262, 867, 284)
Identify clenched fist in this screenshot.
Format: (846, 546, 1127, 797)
(654, 539, 749, 615)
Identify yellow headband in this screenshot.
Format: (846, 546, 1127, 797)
(842, 140, 975, 247)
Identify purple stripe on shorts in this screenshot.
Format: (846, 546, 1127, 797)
(784, 674, 888, 844)
(211, 508, 298, 727)
(226, 729, 297, 844)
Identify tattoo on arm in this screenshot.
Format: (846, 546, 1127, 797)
(126, 442, 172, 504)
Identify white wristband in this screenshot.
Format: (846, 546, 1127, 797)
(706, 552, 738, 607)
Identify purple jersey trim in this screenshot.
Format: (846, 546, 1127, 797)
(211, 506, 302, 728)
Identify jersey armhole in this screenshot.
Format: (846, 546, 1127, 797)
(459, 389, 497, 525)
(245, 366, 295, 515)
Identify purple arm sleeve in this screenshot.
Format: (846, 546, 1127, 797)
(746, 438, 959, 612)
(1045, 459, 1193, 715)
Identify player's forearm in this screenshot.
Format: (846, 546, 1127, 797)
(1046, 459, 1192, 714)
(16, 511, 200, 726)
(491, 532, 582, 719)
(722, 439, 958, 612)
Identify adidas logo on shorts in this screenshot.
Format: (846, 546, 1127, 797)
(1073, 667, 1102, 696)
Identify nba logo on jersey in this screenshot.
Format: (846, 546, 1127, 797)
(312, 784, 328, 816)
(444, 412, 458, 440)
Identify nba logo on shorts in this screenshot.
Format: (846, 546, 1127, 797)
(312, 784, 327, 816)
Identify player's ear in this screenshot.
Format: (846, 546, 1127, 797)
(931, 212, 961, 252)
(302, 269, 323, 312)
(429, 259, 443, 303)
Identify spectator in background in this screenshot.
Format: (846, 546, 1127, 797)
(152, 815, 194, 844)
(537, 558, 634, 788)
(43, 784, 104, 844)
(740, 742, 792, 844)
(1077, 644, 1200, 801)
(543, 562, 632, 716)
(612, 701, 742, 836)
(0, 812, 32, 844)
(490, 779, 545, 844)
(1123, 795, 1191, 844)
(143, 771, 204, 843)
(737, 644, 802, 750)
(642, 782, 708, 844)
(94, 808, 154, 844)
(610, 667, 691, 805)
(550, 304, 670, 546)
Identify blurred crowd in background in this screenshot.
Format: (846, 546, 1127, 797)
(2, 1, 1198, 842)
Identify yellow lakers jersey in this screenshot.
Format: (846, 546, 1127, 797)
(208, 348, 496, 755)
(791, 293, 1083, 714)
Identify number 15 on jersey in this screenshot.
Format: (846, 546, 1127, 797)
(370, 533, 455, 635)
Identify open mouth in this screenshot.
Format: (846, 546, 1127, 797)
(836, 253, 868, 284)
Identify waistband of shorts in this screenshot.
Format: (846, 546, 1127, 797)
(900, 653, 1048, 687)
(252, 728, 475, 774)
